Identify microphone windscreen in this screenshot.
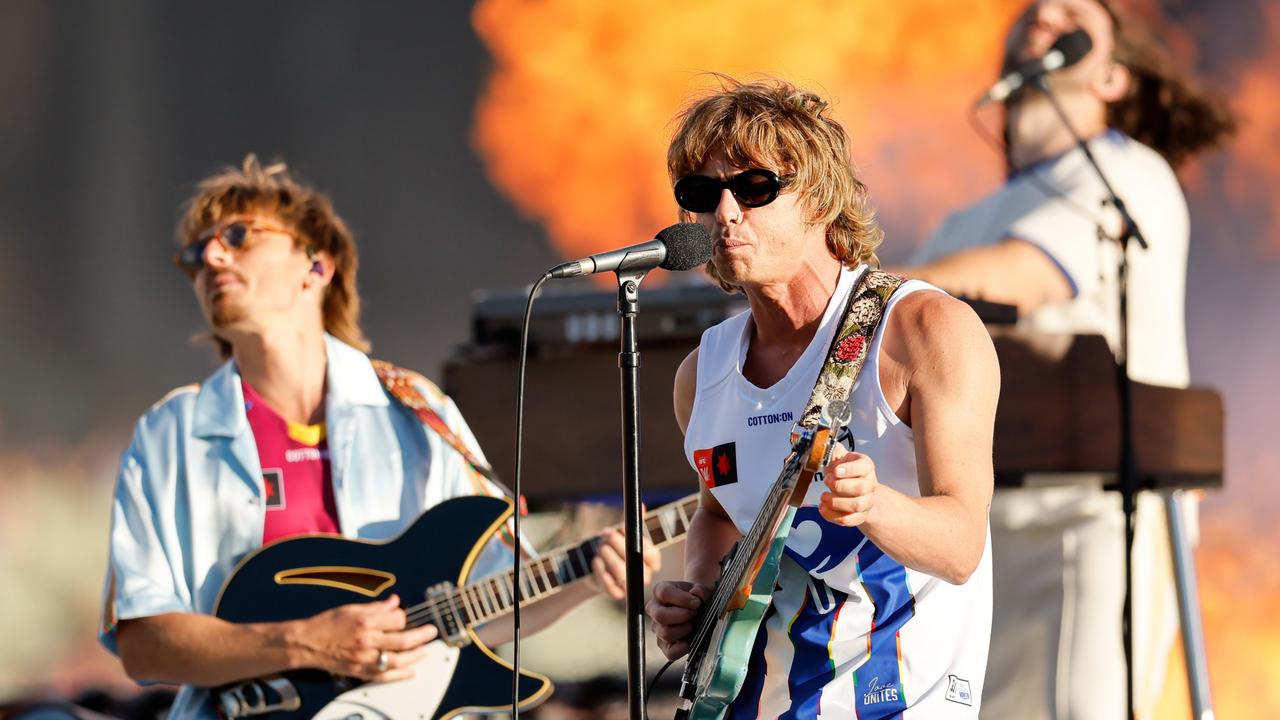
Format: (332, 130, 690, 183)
(1052, 29, 1093, 65)
(657, 222, 713, 271)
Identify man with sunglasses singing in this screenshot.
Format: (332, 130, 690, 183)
(646, 77, 999, 717)
(98, 155, 657, 719)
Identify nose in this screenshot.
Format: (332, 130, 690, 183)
(1030, 0, 1069, 32)
(202, 235, 235, 269)
(713, 188, 742, 226)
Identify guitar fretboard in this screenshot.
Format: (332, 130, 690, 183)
(410, 494, 699, 631)
(684, 432, 815, 661)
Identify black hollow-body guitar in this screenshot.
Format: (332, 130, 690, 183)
(212, 493, 698, 720)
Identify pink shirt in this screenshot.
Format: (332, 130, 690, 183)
(243, 381, 341, 544)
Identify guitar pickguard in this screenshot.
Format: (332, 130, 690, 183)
(310, 642, 460, 720)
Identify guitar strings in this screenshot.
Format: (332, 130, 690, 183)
(686, 447, 807, 654)
(398, 539, 602, 628)
(399, 522, 635, 626)
(396, 501, 699, 631)
(692, 443, 807, 635)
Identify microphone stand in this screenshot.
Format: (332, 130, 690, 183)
(614, 268, 649, 720)
(1032, 75, 1146, 720)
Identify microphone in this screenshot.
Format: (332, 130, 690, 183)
(548, 222, 712, 279)
(977, 29, 1093, 106)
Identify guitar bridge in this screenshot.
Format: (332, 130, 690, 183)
(425, 582, 472, 647)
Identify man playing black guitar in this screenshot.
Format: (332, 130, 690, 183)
(645, 78, 1000, 718)
(98, 155, 660, 719)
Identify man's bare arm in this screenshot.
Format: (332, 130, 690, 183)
(672, 347, 740, 586)
(820, 292, 998, 583)
(646, 348, 742, 660)
(888, 238, 1072, 315)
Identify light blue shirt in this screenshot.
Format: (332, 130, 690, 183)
(99, 335, 516, 719)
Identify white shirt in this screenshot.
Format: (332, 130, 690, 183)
(913, 130, 1190, 388)
(914, 131, 1191, 527)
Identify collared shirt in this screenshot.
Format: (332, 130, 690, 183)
(99, 335, 515, 719)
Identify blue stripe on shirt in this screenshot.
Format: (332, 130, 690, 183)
(852, 541, 915, 719)
(781, 584, 849, 719)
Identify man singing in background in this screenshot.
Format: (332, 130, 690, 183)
(901, 1, 1235, 717)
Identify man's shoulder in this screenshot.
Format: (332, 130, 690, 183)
(132, 356, 235, 431)
(1105, 131, 1172, 167)
(151, 383, 200, 409)
(124, 383, 203, 451)
(1089, 132, 1181, 193)
(889, 288, 993, 358)
(369, 359, 449, 405)
(890, 285, 959, 321)
(138, 383, 201, 421)
(367, 358, 462, 432)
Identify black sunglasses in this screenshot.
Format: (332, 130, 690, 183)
(176, 221, 295, 274)
(673, 168, 791, 214)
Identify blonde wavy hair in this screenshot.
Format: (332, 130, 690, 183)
(175, 154, 369, 359)
(667, 75, 884, 291)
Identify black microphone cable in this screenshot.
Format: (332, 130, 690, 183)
(510, 270, 552, 719)
(646, 658, 680, 717)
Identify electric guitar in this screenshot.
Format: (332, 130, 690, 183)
(673, 402, 847, 720)
(212, 492, 699, 720)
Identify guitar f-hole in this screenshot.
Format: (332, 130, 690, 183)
(274, 567, 396, 597)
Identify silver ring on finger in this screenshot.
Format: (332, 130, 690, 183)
(376, 649, 390, 673)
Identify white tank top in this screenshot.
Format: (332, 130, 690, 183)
(684, 265, 992, 718)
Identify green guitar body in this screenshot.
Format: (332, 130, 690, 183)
(685, 506, 797, 720)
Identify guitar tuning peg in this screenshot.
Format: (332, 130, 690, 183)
(822, 399, 852, 428)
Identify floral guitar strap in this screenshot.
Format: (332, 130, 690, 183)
(797, 269, 906, 433)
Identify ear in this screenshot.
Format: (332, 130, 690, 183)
(1094, 62, 1131, 103)
(303, 252, 335, 292)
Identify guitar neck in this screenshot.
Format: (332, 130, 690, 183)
(420, 494, 699, 629)
(684, 428, 826, 661)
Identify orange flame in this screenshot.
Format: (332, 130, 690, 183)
(1156, 503, 1280, 718)
(471, 0, 1025, 264)
(1216, 2, 1280, 257)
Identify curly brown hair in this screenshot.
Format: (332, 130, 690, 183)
(667, 75, 884, 291)
(175, 154, 369, 359)
(1099, 0, 1237, 169)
